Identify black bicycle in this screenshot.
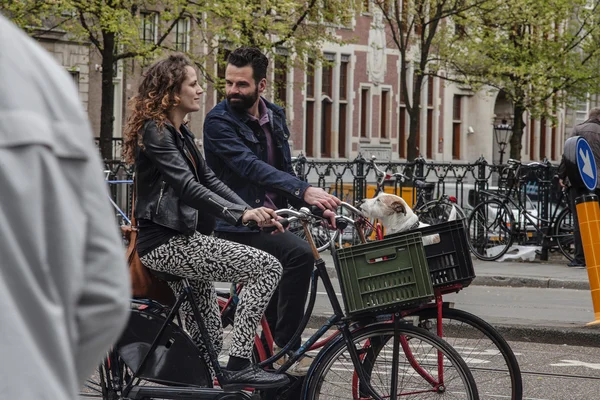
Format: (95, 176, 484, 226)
(81, 208, 480, 399)
(467, 159, 575, 261)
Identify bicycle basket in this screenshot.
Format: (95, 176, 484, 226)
(387, 220, 476, 290)
(334, 231, 434, 316)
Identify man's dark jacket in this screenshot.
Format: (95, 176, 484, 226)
(558, 118, 600, 188)
(203, 98, 310, 233)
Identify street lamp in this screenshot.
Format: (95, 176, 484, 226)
(493, 118, 512, 165)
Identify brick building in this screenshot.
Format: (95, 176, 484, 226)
(35, 6, 569, 164)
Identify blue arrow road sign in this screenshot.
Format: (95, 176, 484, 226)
(576, 137, 597, 191)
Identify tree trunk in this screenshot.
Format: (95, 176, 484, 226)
(99, 32, 116, 160)
(406, 73, 424, 161)
(510, 102, 525, 160)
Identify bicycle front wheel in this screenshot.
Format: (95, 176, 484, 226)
(467, 199, 515, 261)
(304, 322, 479, 399)
(554, 207, 575, 262)
(289, 218, 339, 253)
(412, 307, 522, 400)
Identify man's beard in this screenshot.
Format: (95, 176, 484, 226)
(227, 87, 259, 113)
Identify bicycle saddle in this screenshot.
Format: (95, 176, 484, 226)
(413, 180, 435, 189)
(150, 269, 183, 282)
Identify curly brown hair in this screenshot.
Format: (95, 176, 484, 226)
(122, 53, 192, 164)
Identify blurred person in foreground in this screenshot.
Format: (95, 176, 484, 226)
(0, 15, 130, 398)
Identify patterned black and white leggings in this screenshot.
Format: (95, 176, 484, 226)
(140, 232, 282, 363)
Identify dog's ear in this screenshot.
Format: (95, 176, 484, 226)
(391, 201, 407, 215)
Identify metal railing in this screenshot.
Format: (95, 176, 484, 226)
(103, 154, 561, 259)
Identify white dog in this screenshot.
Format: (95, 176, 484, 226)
(358, 193, 457, 245)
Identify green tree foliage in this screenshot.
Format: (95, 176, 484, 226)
(1, 0, 354, 160)
(374, 0, 489, 161)
(442, 0, 600, 159)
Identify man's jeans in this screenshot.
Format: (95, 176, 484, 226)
(217, 230, 314, 350)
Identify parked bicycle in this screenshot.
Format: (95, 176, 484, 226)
(467, 159, 575, 262)
(82, 206, 480, 399)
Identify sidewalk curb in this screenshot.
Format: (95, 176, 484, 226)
(472, 276, 590, 290)
(307, 315, 600, 347)
(325, 265, 590, 290)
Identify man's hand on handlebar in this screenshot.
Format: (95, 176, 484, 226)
(303, 186, 341, 211)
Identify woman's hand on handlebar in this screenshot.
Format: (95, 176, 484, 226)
(323, 209, 337, 229)
(242, 207, 286, 233)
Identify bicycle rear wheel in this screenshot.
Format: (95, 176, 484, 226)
(80, 353, 128, 399)
(467, 199, 514, 261)
(554, 207, 575, 262)
(411, 307, 522, 400)
(418, 199, 467, 227)
(304, 322, 479, 399)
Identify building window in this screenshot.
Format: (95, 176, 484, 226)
(426, 109, 433, 158)
(529, 119, 536, 159)
(68, 70, 79, 90)
(274, 51, 288, 106)
(140, 11, 158, 44)
(360, 87, 371, 138)
(551, 124, 557, 160)
(362, 0, 371, 13)
(305, 59, 316, 157)
(174, 18, 189, 52)
(426, 77, 435, 158)
(339, 55, 350, 158)
(216, 47, 231, 103)
(452, 95, 462, 160)
(321, 54, 334, 157)
(575, 96, 589, 125)
(540, 117, 547, 159)
(380, 89, 390, 139)
(399, 106, 407, 158)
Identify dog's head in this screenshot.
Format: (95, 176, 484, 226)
(358, 193, 410, 219)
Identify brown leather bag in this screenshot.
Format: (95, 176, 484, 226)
(122, 181, 175, 306)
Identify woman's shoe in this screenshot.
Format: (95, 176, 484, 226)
(221, 364, 289, 391)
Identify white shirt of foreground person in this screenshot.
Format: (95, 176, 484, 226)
(0, 15, 130, 399)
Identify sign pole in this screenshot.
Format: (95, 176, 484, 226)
(575, 194, 600, 326)
(565, 136, 600, 325)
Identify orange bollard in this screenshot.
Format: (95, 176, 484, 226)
(575, 194, 600, 326)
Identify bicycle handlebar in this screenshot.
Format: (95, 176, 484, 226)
(507, 158, 548, 168)
(369, 155, 408, 183)
(339, 201, 365, 217)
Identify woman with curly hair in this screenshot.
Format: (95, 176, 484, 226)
(122, 53, 288, 390)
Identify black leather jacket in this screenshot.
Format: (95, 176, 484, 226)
(134, 120, 250, 236)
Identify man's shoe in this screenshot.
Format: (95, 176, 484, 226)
(221, 364, 289, 391)
(273, 345, 313, 376)
(567, 261, 586, 269)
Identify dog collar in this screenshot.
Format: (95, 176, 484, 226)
(409, 221, 420, 231)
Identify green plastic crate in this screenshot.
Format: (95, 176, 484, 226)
(334, 231, 434, 316)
